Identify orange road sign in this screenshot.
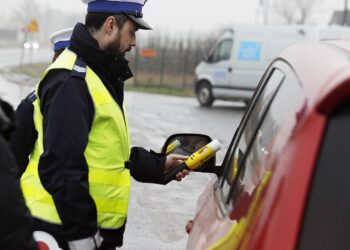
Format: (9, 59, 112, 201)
(27, 19, 39, 33)
(139, 48, 157, 58)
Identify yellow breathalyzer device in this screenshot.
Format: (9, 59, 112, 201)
(166, 139, 181, 154)
(163, 139, 222, 184)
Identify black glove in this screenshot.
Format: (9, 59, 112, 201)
(98, 222, 126, 249)
(0, 99, 15, 141)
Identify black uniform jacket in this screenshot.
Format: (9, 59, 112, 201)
(10, 23, 166, 247)
(10, 91, 37, 176)
(0, 99, 38, 250)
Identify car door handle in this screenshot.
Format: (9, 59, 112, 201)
(228, 67, 233, 72)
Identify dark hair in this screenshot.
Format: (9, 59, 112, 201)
(52, 48, 65, 62)
(85, 13, 129, 31)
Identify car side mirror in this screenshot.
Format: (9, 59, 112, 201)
(162, 133, 220, 175)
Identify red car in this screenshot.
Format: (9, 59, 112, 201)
(166, 40, 350, 250)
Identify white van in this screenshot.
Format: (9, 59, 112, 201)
(194, 25, 350, 106)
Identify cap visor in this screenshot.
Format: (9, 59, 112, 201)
(128, 15, 152, 30)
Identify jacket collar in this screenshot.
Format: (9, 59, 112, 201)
(69, 23, 133, 82)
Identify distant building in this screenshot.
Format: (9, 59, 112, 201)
(329, 10, 350, 26)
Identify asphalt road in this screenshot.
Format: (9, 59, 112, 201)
(124, 93, 244, 249)
(0, 47, 51, 107)
(0, 47, 245, 249)
(0, 48, 50, 68)
(126, 92, 245, 162)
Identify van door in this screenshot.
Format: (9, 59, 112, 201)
(206, 39, 234, 86)
(230, 40, 264, 91)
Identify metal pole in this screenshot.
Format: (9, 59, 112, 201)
(29, 47, 33, 65)
(159, 47, 166, 86)
(264, 0, 269, 25)
(182, 48, 189, 87)
(133, 47, 139, 86)
(344, 0, 348, 26)
(19, 31, 28, 69)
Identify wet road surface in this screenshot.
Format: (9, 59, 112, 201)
(123, 92, 244, 249)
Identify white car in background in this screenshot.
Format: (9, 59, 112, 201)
(23, 40, 39, 50)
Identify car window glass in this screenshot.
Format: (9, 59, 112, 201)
(226, 70, 303, 219)
(221, 69, 285, 200)
(210, 39, 233, 63)
(299, 102, 350, 250)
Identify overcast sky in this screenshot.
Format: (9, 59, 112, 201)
(1, 0, 347, 34)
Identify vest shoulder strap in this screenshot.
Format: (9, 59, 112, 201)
(25, 90, 37, 103)
(71, 57, 87, 80)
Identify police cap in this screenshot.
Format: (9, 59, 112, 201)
(49, 27, 73, 52)
(82, 0, 152, 30)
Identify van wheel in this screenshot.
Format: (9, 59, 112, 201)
(196, 82, 214, 107)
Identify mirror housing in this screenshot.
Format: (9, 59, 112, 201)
(162, 133, 219, 175)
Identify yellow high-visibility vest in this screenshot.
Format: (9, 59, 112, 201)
(21, 49, 131, 229)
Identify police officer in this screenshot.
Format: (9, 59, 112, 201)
(20, 1, 188, 249)
(0, 99, 38, 250)
(50, 28, 74, 63)
(10, 27, 73, 176)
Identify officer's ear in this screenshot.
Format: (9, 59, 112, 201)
(104, 16, 118, 35)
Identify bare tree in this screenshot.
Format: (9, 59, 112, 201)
(273, 0, 321, 24)
(10, 0, 41, 29)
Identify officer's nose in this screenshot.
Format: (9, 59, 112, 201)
(130, 37, 136, 48)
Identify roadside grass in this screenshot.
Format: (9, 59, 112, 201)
(125, 84, 194, 97)
(125, 71, 196, 97)
(5, 63, 196, 97)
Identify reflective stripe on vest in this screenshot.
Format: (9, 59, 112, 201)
(21, 49, 131, 228)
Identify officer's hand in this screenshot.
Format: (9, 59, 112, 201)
(164, 154, 189, 181)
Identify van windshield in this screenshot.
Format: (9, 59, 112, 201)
(209, 39, 233, 63)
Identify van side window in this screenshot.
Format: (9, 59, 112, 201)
(221, 67, 303, 221)
(220, 69, 284, 201)
(209, 39, 233, 63)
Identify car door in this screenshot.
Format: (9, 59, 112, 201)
(212, 67, 285, 247)
(210, 62, 304, 250)
(187, 63, 286, 249)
